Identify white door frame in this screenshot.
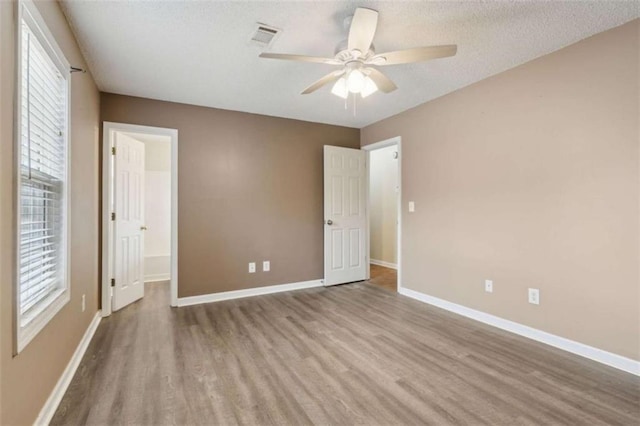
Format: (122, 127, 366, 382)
(102, 122, 179, 316)
(362, 136, 402, 292)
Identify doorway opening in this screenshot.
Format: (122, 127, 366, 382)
(102, 122, 178, 316)
(363, 137, 401, 292)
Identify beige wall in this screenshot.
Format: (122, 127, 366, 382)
(0, 1, 100, 424)
(369, 145, 398, 265)
(362, 20, 640, 361)
(101, 94, 360, 297)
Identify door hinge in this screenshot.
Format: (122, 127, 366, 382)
(110, 278, 115, 287)
(111, 146, 116, 155)
(111, 212, 115, 221)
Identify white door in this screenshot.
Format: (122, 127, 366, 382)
(113, 133, 145, 311)
(324, 145, 367, 286)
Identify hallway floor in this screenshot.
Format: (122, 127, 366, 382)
(368, 263, 397, 292)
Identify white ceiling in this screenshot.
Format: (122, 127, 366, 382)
(61, 1, 638, 129)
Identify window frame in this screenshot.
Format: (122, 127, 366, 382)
(14, 0, 71, 354)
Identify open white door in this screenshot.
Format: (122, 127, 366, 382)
(324, 145, 367, 286)
(112, 133, 145, 311)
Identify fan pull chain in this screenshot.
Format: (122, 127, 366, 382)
(353, 93, 357, 117)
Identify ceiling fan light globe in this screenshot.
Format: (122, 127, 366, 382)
(360, 76, 378, 98)
(347, 69, 366, 93)
(331, 77, 349, 99)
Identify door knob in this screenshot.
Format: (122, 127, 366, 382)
(140, 226, 148, 231)
(325, 220, 333, 225)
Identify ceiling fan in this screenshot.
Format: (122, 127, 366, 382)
(259, 7, 457, 99)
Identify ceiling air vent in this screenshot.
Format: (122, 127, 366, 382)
(249, 24, 280, 48)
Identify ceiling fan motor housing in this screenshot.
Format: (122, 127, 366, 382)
(334, 39, 375, 61)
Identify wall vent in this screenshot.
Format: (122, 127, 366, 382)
(249, 24, 281, 48)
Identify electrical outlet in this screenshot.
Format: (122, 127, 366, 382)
(485, 280, 493, 293)
(263, 261, 270, 272)
(248, 262, 256, 273)
(81, 294, 86, 312)
(408, 201, 415, 212)
(528, 288, 540, 305)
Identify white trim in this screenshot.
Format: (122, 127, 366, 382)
(19, 0, 70, 74)
(362, 136, 402, 291)
(34, 311, 101, 426)
(144, 254, 170, 282)
(176, 279, 323, 307)
(369, 259, 398, 270)
(144, 274, 171, 283)
(399, 287, 640, 376)
(102, 122, 179, 317)
(145, 278, 170, 284)
(17, 291, 70, 354)
(15, 0, 72, 354)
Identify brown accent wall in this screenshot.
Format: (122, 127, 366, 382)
(100, 94, 359, 297)
(0, 1, 101, 424)
(362, 20, 640, 360)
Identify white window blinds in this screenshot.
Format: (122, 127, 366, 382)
(18, 19, 68, 323)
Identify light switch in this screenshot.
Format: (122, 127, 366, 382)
(528, 288, 540, 305)
(408, 201, 415, 212)
(263, 261, 270, 272)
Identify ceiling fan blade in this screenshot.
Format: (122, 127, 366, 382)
(365, 68, 397, 93)
(259, 52, 342, 65)
(348, 8, 378, 55)
(370, 45, 457, 65)
(301, 70, 345, 94)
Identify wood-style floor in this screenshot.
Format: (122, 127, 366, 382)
(52, 280, 639, 425)
(368, 264, 397, 292)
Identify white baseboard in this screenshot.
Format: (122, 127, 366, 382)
(399, 287, 640, 377)
(177, 279, 324, 307)
(35, 311, 102, 425)
(144, 255, 170, 283)
(370, 259, 398, 270)
(144, 273, 170, 283)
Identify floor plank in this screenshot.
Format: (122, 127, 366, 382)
(51, 280, 639, 425)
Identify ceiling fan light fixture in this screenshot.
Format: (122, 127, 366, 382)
(257, 8, 457, 99)
(346, 69, 366, 93)
(360, 76, 378, 98)
(331, 77, 349, 99)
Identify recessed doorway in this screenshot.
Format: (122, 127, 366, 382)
(101, 122, 178, 316)
(363, 136, 401, 292)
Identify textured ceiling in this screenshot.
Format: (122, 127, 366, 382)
(61, 1, 639, 128)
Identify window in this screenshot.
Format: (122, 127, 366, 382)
(16, 0, 70, 353)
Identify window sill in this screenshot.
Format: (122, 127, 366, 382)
(16, 288, 70, 354)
